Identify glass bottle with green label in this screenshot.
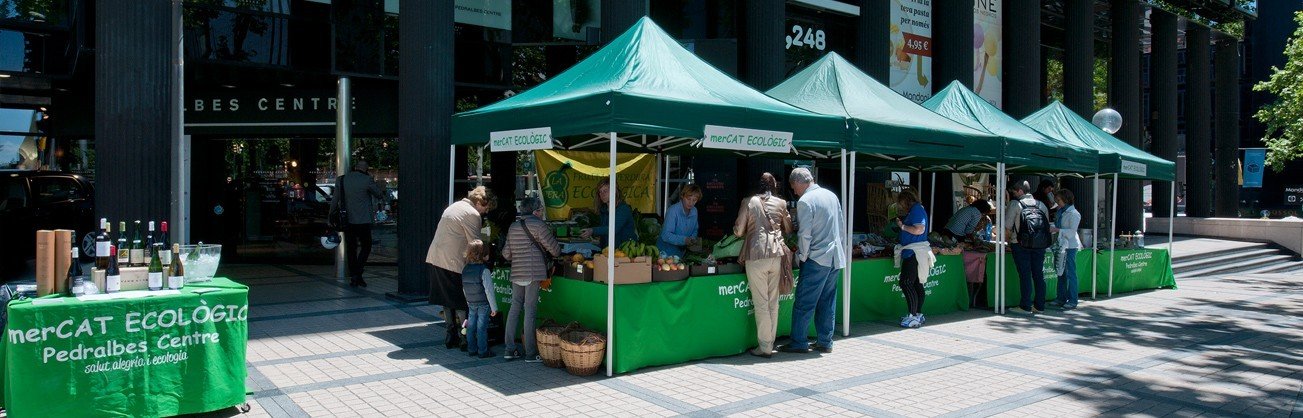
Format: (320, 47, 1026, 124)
(147, 243, 164, 291)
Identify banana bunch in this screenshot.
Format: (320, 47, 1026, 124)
(618, 240, 659, 260)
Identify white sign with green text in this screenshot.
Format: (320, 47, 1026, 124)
(702, 125, 794, 153)
(490, 127, 554, 152)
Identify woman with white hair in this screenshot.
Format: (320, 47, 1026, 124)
(501, 196, 560, 362)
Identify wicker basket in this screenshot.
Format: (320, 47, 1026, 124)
(559, 330, 607, 376)
(535, 321, 574, 369)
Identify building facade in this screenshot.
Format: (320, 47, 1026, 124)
(0, 0, 1260, 294)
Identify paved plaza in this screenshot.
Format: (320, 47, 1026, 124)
(208, 257, 1303, 418)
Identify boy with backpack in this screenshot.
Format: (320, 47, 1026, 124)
(1003, 180, 1052, 314)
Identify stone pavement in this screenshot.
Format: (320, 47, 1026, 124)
(209, 263, 1301, 418)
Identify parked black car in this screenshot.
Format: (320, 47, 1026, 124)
(0, 170, 96, 278)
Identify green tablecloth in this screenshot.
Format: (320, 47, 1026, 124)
(986, 248, 1176, 307)
(494, 257, 968, 374)
(2, 278, 249, 417)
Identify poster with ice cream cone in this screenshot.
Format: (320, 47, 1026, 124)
(889, 0, 933, 104)
(973, 0, 1002, 108)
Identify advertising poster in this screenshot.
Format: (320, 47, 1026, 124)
(973, 0, 1002, 108)
(1243, 148, 1266, 188)
(889, 0, 933, 103)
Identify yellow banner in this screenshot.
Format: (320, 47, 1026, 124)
(535, 150, 656, 220)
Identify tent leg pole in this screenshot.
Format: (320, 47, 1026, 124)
(996, 163, 1006, 315)
(607, 132, 617, 377)
(1109, 174, 1118, 298)
(447, 145, 456, 206)
(845, 152, 856, 337)
(1092, 174, 1099, 300)
(929, 172, 936, 227)
(840, 150, 849, 337)
(657, 153, 665, 215)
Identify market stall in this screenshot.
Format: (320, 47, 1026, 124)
(1023, 102, 1178, 297)
(451, 17, 851, 376)
(1, 278, 249, 417)
(765, 53, 1003, 328)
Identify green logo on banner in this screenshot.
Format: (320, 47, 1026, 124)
(543, 168, 569, 208)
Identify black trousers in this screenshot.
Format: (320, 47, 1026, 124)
(342, 223, 373, 280)
(900, 255, 926, 315)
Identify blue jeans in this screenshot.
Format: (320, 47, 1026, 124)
(789, 259, 839, 349)
(465, 304, 491, 355)
(1011, 245, 1047, 311)
(1056, 249, 1080, 307)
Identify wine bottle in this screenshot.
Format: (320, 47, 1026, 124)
(117, 221, 129, 265)
(66, 245, 86, 297)
(144, 221, 156, 263)
(95, 218, 111, 270)
(168, 243, 185, 290)
(130, 220, 144, 266)
(159, 221, 172, 266)
(105, 245, 121, 293)
(147, 244, 164, 291)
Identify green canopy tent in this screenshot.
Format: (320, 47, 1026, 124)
(766, 53, 1001, 168)
(922, 83, 1104, 312)
(1022, 101, 1177, 299)
(766, 53, 1009, 324)
(449, 17, 851, 375)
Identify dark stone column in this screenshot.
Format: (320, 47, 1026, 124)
(602, 0, 647, 44)
(1185, 26, 1213, 217)
(854, 0, 890, 83)
(1003, 0, 1041, 118)
(1214, 33, 1241, 217)
(739, 0, 785, 189)
(926, 0, 974, 224)
(94, 0, 177, 226)
(1061, 0, 1095, 227)
(1110, 0, 1144, 233)
(1150, 9, 1178, 218)
(395, 0, 453, 298)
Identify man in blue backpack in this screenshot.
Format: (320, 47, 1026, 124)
(1003, 180, 1052, 314)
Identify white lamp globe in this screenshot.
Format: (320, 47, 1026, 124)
(1092, 108, 1123, 134)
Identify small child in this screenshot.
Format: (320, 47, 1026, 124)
(461, 240, 498, 358)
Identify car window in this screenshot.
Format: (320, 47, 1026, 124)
(0, 176, 26, 210)
(31, 177, 84, 205)
(313, 185, 333, 203)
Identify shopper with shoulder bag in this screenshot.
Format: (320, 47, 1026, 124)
(501, 197, 560, 363)
(1003, 180, 1052, 315)
(733, 173, 793, 358)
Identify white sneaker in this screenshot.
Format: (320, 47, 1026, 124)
(905, 316, 922, 328)
(899, 314, 916, 328)
(524, 355, 543, 363)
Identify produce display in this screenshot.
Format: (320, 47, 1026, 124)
(656, 255, 687, 271)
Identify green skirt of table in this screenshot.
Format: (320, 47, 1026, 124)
(2, 278, 249, 418)
(493, 256, 971, 374)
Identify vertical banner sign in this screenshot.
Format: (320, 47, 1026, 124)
(1242, 148, 1266, 188)
(535, 150, 656, 220)
(889, 0, 933, 103)
(973, 0, 1002, 108)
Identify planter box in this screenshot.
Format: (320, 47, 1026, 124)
(593, 254, 652, 284)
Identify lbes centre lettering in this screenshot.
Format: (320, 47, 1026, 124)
(186, 96, 358, 112)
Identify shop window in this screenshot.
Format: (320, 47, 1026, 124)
(0, 0, 68, 25)
(0, 177, 26, 211)
(30, 177, 83, 205)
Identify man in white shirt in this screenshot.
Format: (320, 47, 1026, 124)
(780, 168, 845, 354)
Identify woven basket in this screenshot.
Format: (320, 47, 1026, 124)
(559, 330, 606, 376)
(535, 321, 574, 369)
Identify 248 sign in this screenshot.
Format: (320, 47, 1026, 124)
(785, 25, 827, 50)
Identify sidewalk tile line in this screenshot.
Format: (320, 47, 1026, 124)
(249, 341, 439, 367)
(251, 294, 370, 308)
(247, 366, 311, 417)
(808, 393, 909, 418)
(705, 390, 801, 416)
(597, 378, 705, 415)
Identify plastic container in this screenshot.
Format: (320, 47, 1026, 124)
(178, 244, 222, 283)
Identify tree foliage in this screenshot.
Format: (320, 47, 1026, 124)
(1253, 11, 1303, 172)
